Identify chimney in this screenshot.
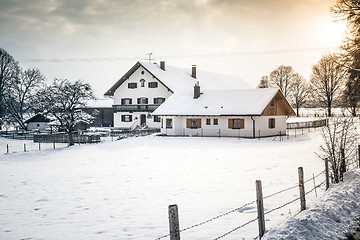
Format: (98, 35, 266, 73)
(194, 81, 200, 99)
(192, 65, 196, 79)
(160, 61, 166, 71)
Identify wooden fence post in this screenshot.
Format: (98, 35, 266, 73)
(168, 204, 180, 240)
(256, 180, 265, 239)
(312, 174, 317, 198)
(24, 143, 26, 152)
(6, 144, 9, 154)
(38, 142, 41, 151)
(53, 142, 56, 149)
(298, 167, 306, 211)
(325, 158, 330, 190)
(358, 145, 360, 168)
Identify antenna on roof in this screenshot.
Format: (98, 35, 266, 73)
(146, 53, 154, 63)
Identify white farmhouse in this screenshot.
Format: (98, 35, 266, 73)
(153, 84, 295, 138)
(104, 61, 250, 129)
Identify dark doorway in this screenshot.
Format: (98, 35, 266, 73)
(140, 114, 146, 126)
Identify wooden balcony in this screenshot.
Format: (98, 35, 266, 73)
(113, 104, 160, 112)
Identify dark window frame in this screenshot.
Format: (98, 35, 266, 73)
(128, 82, 137, 89)
(148, 82, 158, 88)
(121, 115, 133, 122)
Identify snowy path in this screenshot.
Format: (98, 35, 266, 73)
(0, 132, 328, 239)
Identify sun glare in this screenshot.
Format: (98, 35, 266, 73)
(323, 21, 347, 46)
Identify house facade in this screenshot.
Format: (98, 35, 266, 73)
(104, 61, 250, 129)
(153, 87, 295, 138)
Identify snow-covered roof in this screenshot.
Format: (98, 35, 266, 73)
(153, 88, 282, 116)
(82, 98, 113, 108)
(104, 61, 250, 96)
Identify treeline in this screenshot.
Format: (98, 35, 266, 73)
(258, 0, 360, 117)
(0, 48, 94, 146)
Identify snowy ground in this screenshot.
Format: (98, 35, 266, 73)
(0, 129, 353, 240)
(263, 170, 360, 240)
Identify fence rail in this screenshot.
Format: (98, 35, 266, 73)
(33, 133, 100, 143)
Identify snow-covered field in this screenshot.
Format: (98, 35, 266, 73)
(0, 130, 352, 240)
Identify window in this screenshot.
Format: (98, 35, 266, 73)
(154, 116, 161, 122)
(148, 82, 158, 88)
(206, 119, 211, 125)
(128, 82, 137, 89)
(154, 97, 165, 104)
(140, 79, 145, 87)
(137, 97, 148, 104)
(269, 118, 276, 129)
(213, 119, 218, 125)
(186, 119, 201, 129)
(166, 118, 172, 128)
(121, 98, 132, 105)
(228, 119, 244, 129)
(121, 115, 132, 122)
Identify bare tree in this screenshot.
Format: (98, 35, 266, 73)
(4, 68, 45, 129)
(257, 76, 270, 88)
(36, 79, 94, 146)
(0, 48, 20, 129)
(289, 73, 309, 117)
(331, 0, 360, 116)
(316, 117, 358, 183)
(269, 65, 294, 97)
(310, 53, 345, 117)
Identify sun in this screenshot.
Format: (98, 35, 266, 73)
(323, 20, 347, 47)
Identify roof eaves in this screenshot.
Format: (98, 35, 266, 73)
(104, 62, 141, 96)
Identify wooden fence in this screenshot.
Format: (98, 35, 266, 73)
(286, 119, 328, 129)
(155, 148, 360, 240)
(33, 133, 100, 143)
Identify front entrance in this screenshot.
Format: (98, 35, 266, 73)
(140, 114, 146, 127)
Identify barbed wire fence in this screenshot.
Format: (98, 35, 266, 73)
(154, 166, 332, 240)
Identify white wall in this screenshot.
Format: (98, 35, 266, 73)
(160, 116, 287, 138)
(112, 66, 173, 129)
(113, 66, 172, 105)
(27, 122, 51, 132)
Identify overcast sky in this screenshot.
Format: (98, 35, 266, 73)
(0, 0, 346, 97)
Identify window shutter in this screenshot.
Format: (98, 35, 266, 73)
(153, 98, 156, 104)
(129, 115, 132, 122)
(240, 119, 245, 129)
(121, 99, 124, 105)
(129, 99, 132, 104)
(197, 119, 201, 128)
(161, 118, 163, 128)
(137, 98, 140, 104)
(121, 115, 125, 122)
(145, 98, 148, 104)
(186, 119, 191, 128)
(228, 119, 233, 129)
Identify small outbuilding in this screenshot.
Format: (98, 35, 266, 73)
(153, 85, 295, 138)
(24, 113, 52, 132)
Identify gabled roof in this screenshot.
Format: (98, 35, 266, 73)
(24, 113, 51, 123)
(153, 88, 294, 116)
(104, 61, 251, 96)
